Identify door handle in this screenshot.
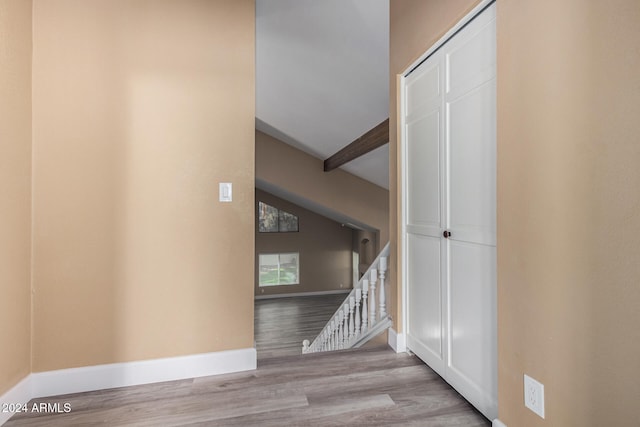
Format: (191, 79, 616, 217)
(443, 230, 451, 239)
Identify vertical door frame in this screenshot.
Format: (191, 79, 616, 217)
(398, 0, 495, 361)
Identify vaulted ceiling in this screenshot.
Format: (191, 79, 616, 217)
(256, 0, 390, 189)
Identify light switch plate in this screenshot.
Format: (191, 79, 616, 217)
(219, 183, 232, 202)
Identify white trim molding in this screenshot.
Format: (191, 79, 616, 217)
(32, 347, 256, 398)
(255, 289, 350, 300)
(0, 348, 256, 426)
(0, 375, 32, 426)
(387, 328, 407, 353)
(492, 419, 507, 427)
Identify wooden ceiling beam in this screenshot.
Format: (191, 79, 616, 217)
(323, 118, 389, 172)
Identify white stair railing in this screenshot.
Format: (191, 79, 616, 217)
(302, 242, 391, 354)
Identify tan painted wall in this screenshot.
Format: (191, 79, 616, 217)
(256, 130, 389, 249)
(354, 230, 378, 278)
(255, 190, 353, 297)
(0, 0, 32, 395)
(498, 1, 640, 425)
(31, 0, 255, 372)
(391, 0, 640, 425)
(389, 0, 481, 332)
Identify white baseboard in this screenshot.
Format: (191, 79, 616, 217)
(255, 289, 350, 300)
(31, 347, 256, 399)
(492, 419, 507, 427)
(387, 328, 407, 353)
(0, 348, 256, 426)
(0, 375, 32, 426)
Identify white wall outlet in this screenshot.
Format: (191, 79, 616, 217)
(524, 374, 545, 418)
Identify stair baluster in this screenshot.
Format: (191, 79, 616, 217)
(348, 297, 355, 341)
(326, 328, 331, 351)
(379, 257, 387, 317)
(324, 326, 329, 351)
(337, 311, 344, 349)
(354, 289, 361, 338)
(362, 279, 369, 333)
(369, 268, 377, 326)
(331, 319, 337, 351)
(301, 242, 391, 354)
(342, 303, 349, 348)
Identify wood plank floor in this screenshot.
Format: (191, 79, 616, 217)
(255, 293, 347, 359)
(6, 295, 490, 426)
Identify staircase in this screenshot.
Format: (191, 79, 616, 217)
(302, 243, 391, 354)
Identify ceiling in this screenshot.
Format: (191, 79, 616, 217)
(256, 0, 390, 189)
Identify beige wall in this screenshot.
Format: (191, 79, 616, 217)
(498, 1, 640, 425)
(31, 0, 255, 372)
(0, 0, 33, 395)
(389, 0, 481, 332)
(256, 130, 390, 249)
(354, 230, 378, 278)
(255, 190, 353, 297)
(391, 0, 640, 425)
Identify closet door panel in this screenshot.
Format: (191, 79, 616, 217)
(405, 49, 445, 375)
(406, 60, 441, 115)
(406, 54, 443, 238)
(407, 111, 441, 234)
(446, 240, 497, 416)
(406, 233, 444, 375)
(446, 13, 496, 101)
(447, 79, 496, 246)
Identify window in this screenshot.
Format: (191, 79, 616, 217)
(258, 202, 279, 232)
(278, 210, 298, 232)
(258, 202, 298, 232)
(259, 253, 299, 286)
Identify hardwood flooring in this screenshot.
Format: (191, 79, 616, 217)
(254, 293, 347, 359)
(6, 295, 490, 426)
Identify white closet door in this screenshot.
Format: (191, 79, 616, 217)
(403, 3, 497, 420)
(444, 5, 497, 419)
(405, 51, 446, 376)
